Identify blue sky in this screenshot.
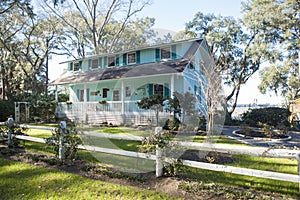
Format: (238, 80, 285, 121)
(141, 0, 243, 32)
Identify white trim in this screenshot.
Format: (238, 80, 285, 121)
(127, 52, 136, 65)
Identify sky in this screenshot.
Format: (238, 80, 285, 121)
(49, 0, 284, 105)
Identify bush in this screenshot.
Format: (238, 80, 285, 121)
(241, 107, 290, 128)
(46, 122, 82, 161)
(0, 100, 14, 122)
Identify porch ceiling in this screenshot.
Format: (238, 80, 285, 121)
(51, 59, 191, 85)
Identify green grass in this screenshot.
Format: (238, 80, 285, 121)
(19, 125, 300, 198)
(0, 158, 177, 200)
(181, 166, 298, 197)
(26, 128, 52, 138)
(83, 127, 150, 136)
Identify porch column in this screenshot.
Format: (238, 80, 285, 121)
(171, 74, 175, 98)
(121, 79, 125, 124)
(83, 83, 88, 123)
(84, 83, 87, 102)
(121, 79, 125, 115)
(55, 85, 58, 102)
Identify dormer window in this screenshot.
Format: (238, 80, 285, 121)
(91, 58, 99, 69)
(108, 56, 115, 67)
(127, 52, 136, 65)
(161, 47, 171, 60)
(74, 62, 80, 71)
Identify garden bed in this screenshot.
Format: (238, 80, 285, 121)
(233, 129, 292, 141)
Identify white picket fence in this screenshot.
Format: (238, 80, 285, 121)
(2, 123, 300, 190)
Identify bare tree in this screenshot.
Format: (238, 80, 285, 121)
(41, 0, 152, 57)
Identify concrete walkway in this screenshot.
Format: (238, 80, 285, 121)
(222, 126, 300, 149)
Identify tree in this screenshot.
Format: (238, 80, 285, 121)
(137, 94, 164, 126)
(242, 0, 300, 101)
(185, 12, 277, 117)
(0, 0, 34, 99)
(41, 0, 153, 57)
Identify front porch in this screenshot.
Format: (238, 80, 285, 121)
(56, 101, 171, 126)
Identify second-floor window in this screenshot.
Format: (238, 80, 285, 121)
(108, 56, 115, 67)
(127, 52, 136, 64)
(161, 47, 171, 60)
(91, 59, 99, 69)
(74, 62, 80, 71)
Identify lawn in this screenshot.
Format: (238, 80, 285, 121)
(11, 126, 300, 198)
(0, 158, 176, 200)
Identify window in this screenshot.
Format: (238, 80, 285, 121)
(127, 52, 136, 64)
(161, 47, 171, 60)
(74, 62, 80, 71)
(79, 90, 84, 101)
(102, 88, 109, 98)
(154, 84, 163, 96)
(108, 56, 115, 67)
(90, 91, 99, 96)
(113, 90, 120, 101)
(91, 59, 99, 69)
(125, 86, 131, 97)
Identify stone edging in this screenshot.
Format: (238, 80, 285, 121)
(232, 129, 292, 142)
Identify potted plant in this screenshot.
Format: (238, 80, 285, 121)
(99, 100, 107, 104)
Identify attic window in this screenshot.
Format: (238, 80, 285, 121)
(108, 56, 115, 67)
(161, 47, 171, 60)
(73, 62, 80, 71)
(127, 52, 136, 64)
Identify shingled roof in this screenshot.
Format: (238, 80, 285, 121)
(51, 59, 192, 85)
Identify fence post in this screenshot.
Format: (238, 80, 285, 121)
(59, 121, 66, 160)
(156, 144, 163, 177)
(155, 127, 163, 177)
(7, 118, 14, 148)
(296, 153, 300, 192)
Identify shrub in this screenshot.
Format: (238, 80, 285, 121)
(0, 100, 14, 122)
(241, 107, 290, 128)
(0, 122, 28, 147)
(46, 122, 82, 161)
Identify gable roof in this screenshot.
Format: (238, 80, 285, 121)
(51, 59, 192, 85)
(60, 38, 204, 64)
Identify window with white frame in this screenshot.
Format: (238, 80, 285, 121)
(154, 84, 164, 96)
(127, 52, 136, 64)
(160, 47, 171, 60)
(107, 56, 115, 67)
(74, 62, 80, 71)
(125, 86, 131, 97)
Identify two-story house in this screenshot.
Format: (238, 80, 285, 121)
(52, 38, 210, 125)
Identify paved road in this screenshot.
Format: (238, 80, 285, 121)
(222, 126, 300, 149)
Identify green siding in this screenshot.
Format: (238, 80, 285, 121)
(136, 51, 141, 64)
(155, 48, 160, 62)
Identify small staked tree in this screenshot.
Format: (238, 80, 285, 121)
(137, 94, 164, 126)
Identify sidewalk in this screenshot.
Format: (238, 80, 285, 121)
(222, 126, 300, 149)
